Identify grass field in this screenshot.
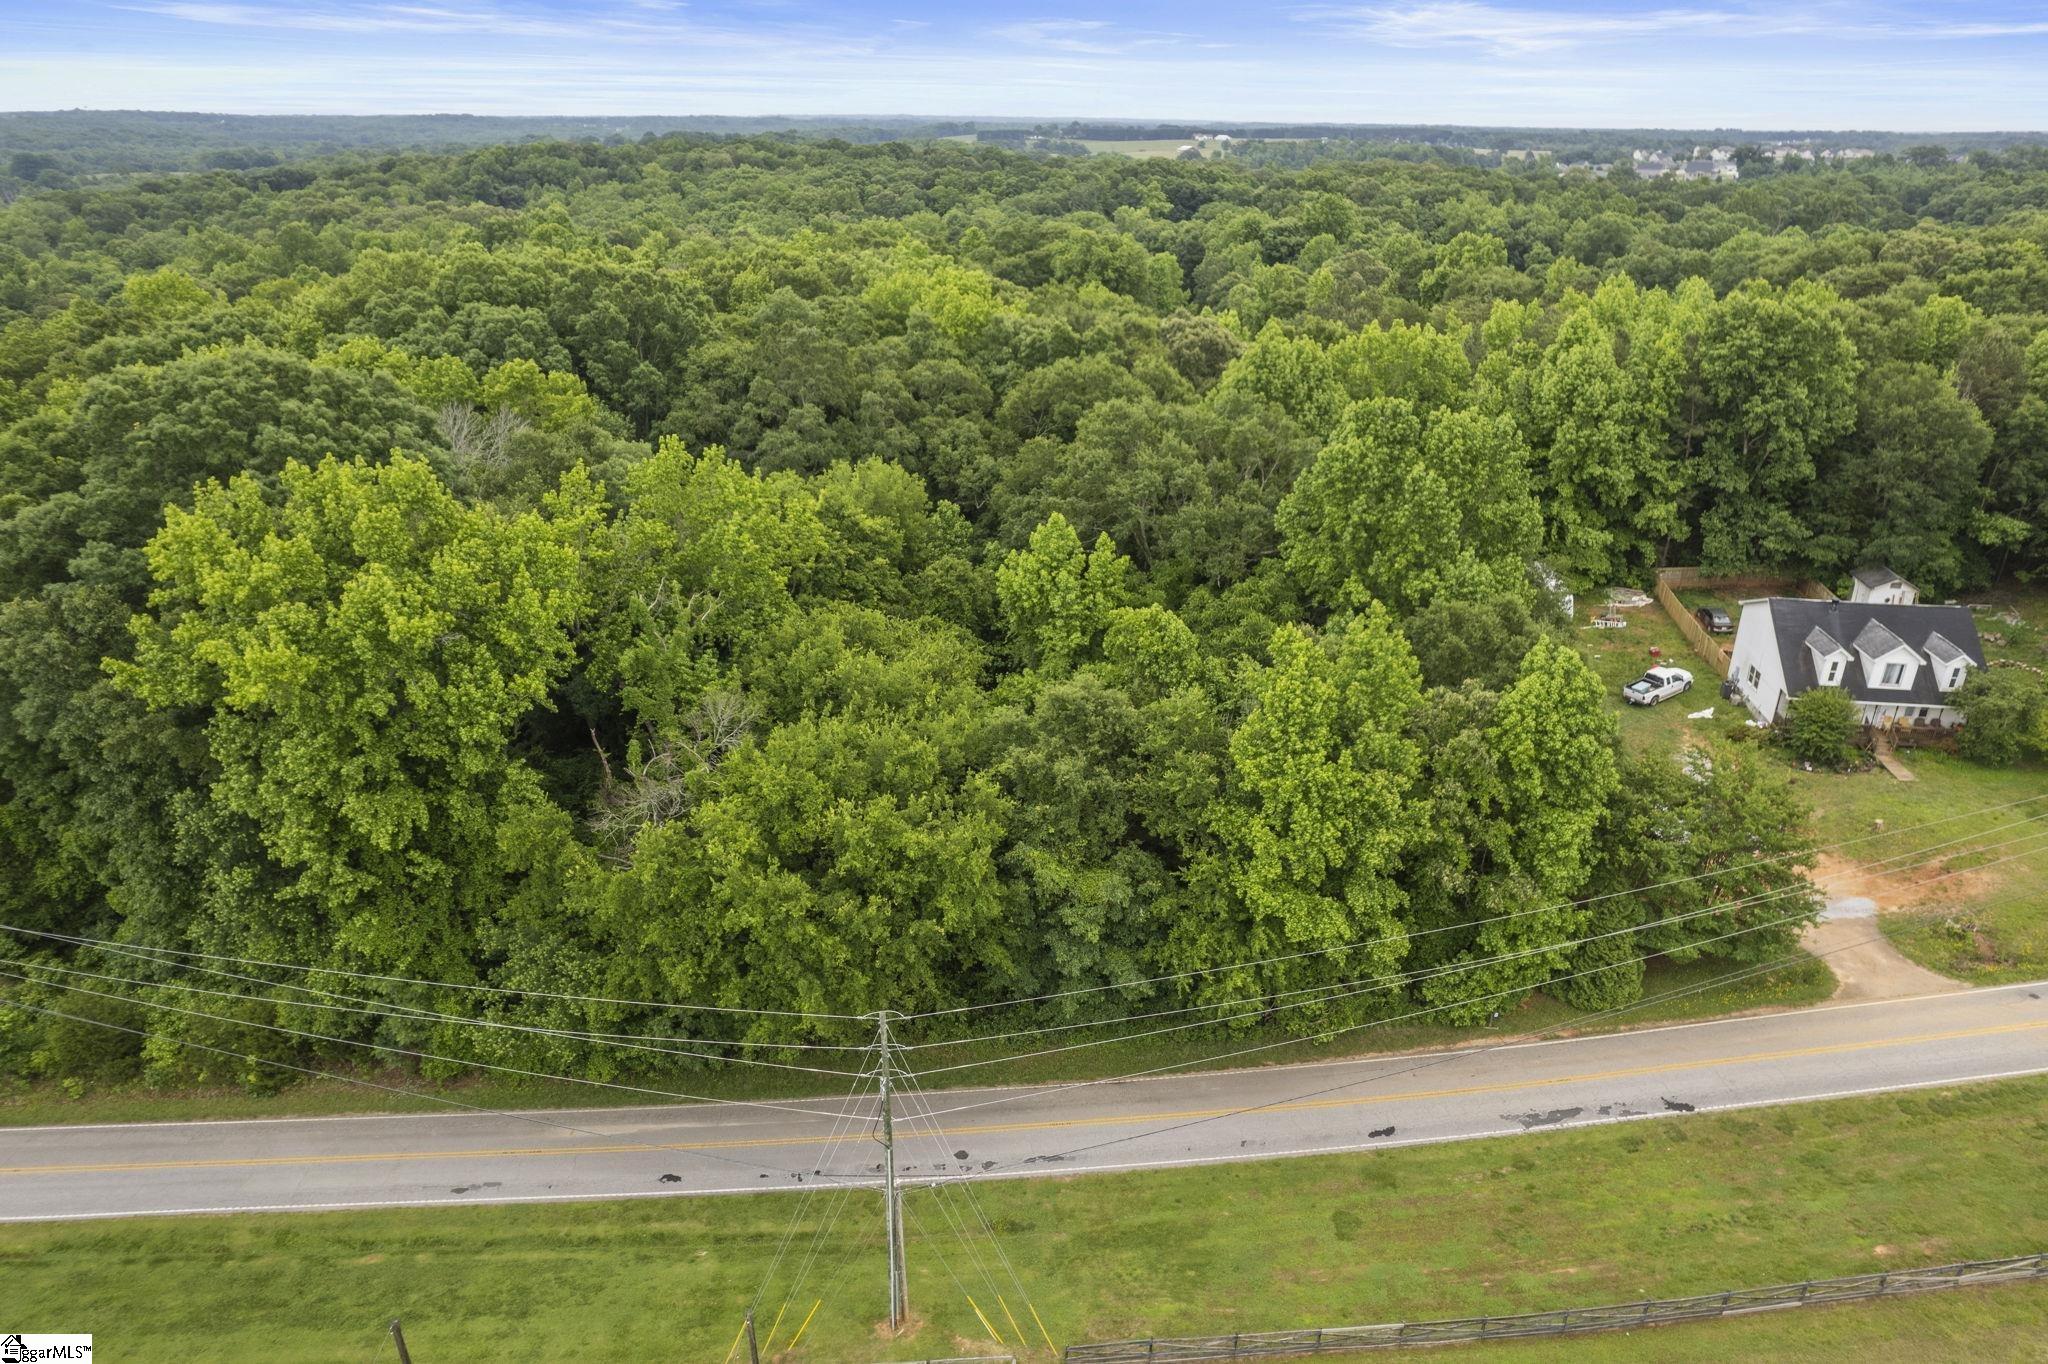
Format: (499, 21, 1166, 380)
(4, 1074, 2044, 1361)
(1078, 137, 1219, 158)
(1572, 595, 1739, 754)
(0, 954, 1833, 1127)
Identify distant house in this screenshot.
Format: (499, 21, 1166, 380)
(1848, 565, 1918, 605)
(1727, 597, 1984, 728)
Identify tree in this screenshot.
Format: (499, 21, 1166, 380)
(1189, 607, 1424, 1013)
(1829, 361, 1992, 594)
(1782, 687, 1861, 766)
(1277, 398, 1541, 614)
(1695, 281, 1859, 573)
(114, 455, 596, 975)
(1401, 591, 1553, 690)
(995, 513, 1130, 673)
(1420, 637, 1618, 1018)
(1955, 668, 2048, 765)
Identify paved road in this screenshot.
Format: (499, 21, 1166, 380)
(3, 981, 2045, 1222)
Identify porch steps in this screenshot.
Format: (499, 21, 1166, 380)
(1872, 733, 1917, 782)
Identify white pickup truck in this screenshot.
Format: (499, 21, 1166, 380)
(1622, 665, 1693, 706)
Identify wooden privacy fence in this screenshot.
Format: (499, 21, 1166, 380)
(1650, 568, 1835, 680)
(1062, 1253, 2048, 1360)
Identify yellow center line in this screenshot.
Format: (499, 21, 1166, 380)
(5, 1018, 2042, 1178)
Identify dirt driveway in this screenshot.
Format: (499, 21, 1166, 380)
(1800, 889, 1960, 1001)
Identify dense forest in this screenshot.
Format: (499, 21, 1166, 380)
(3, 133, 2045, 1084)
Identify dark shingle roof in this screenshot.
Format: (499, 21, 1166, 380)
(1924, 632, 1967, 664)
(1852, 564, 1908, 589)
(1761, 599, 1984, 708)
(1802, 625, 1845, 656)
(1851, 617, 1909, 658)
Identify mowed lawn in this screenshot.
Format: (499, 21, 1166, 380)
(1575, 584, 2048, 983)
(4, 1076, 2045, 1362)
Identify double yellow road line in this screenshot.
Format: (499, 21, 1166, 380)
(5, 1018, 2043, 1178)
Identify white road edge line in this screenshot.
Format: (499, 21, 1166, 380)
(8, 979, 2044, 1136)
(6, 1063, 2046, 1224)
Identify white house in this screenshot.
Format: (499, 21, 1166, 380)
(1727, 597, 1985, 728)
(1848, 565, 1918, 605)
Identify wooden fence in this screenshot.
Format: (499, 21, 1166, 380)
(1649, 569, 1835, 680)
(1063, 1253, 2048, 1360)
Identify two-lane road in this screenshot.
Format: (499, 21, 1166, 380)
(3, 981, 2045, 1222)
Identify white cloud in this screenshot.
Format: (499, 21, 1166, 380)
(1294, 2, 2048, 54)
(1294, 3, 1813, 54)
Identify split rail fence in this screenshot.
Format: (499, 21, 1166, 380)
(1062, 1253, 2048, 1360)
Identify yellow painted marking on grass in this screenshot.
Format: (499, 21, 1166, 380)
(1029, 1300, 1059, 1355)
(6, 1019, 2043, 1178)
(785, 1299, 821, 1352)
(967, 1294, 1005, 1347)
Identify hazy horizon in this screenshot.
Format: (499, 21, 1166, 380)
(8, 2, 2048, 129)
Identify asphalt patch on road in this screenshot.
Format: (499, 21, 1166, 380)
(1503, 1107, 1583, 1129)
(1662, 1097, 1697, 1112)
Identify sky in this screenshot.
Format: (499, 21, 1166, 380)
(5, 1, 2048, 130)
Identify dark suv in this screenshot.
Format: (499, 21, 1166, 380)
(1695, 606, 1733, 634)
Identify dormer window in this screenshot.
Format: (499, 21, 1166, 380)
(1949, 665, 1965, 689)
(1880, 662, 1905, 686)
(1823, 659, 1842, 685)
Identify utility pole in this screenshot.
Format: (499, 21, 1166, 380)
(872, 1010, 909, 1329)
(744, 1309, 760, 1364)
(388, 1319, 413, 1364)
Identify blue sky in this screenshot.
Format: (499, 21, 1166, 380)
(6, 1, 2048, 128)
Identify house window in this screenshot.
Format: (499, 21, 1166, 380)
(1916, 707, 1929, 720)
(1950, 666, 1964, 688)
(1824, 660, 1842, 684)
(1745, 664, 1761, 688)
(1880, 662, 1906, 686)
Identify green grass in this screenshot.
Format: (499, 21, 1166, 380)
(1078, 138, 1219, 158)
(3, 1074, 2044, 1362)
(1964, 586, 2048, 669)
(1573, 597, 1732, 755)
(0, 955, 1833, 1127)
(1452, 1283, 2048, 1361)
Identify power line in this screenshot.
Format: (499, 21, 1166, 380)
(0, 995, 857, 1187)
(905, 820, 2048, 1078)
(897, 791, 2048, 1024)
(898, 1060, 1050, 1353)
(0, 964, 872, 1122)
(750, 1063, 881, 1347)
(993, 925, 1932, 1173)
(0, 953, 868, 1079)
(0, 923, 876, 1052)
(0, 922, 867, 1022)
(913, 833, 2048, 1128)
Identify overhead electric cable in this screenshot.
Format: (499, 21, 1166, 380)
(1003, 918, 1988, 1172)
(0, 964, 870, 1122)
(907, 820, 2048, 1078)
(0, 923, 867, 1021)
(912, 834, 2041, 1129)
(0, 953, 868, 1079)
(0, 995, 863, 1187)
(899, 791, 2048, 1023)
(0, 923, 876, 1052)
